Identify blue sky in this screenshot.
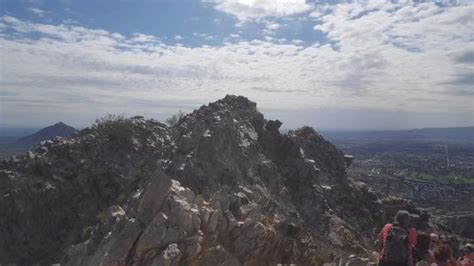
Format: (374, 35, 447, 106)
(1, 0, 323, 48)
(0, 0, 473, 130)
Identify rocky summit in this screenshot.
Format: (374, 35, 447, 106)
(0, 95, 468, 265)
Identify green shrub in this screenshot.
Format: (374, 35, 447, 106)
(95, 114, 134, 146)
(310, 248, 332, 265)
(409, 172, 473, 185)
(115, 192, 127, 204)
(27, 157, 49, 176)
(96, 211, 107, 224)
(165, 110, 186, 126)
(82, 225, 94, 240)
(375, 213, 386, 230)
(130, 168, 145, 180)
(444, 173, 474, 185)
(249, 102, 258, 113)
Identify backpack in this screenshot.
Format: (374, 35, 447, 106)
(382, 225, 409, 263)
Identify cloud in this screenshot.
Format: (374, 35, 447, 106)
(265, 22, 280, 30)
(62, 18, 78, 25)
(0, 7, 472, 128)
(210, 0, 312, 22)
(261, 20, 281, 36)
(27, 7, 48, 17)
(292, 39, 304, 45)
(454, 50, 474, 64)
(193, 32, 207, 37)
(175, 35, 183, 40)
(0, 91, 19, 97)
(193, 32, 215, 40)
(441, 73, 474, 88)
(311, 2, 474, 97)
(130, 33, 159, 43)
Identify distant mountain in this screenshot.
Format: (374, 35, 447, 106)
(321, 126, 474, 142)
(0, 127, 39, 138)
(403, 127, 474, 141)
(16, 122, 77, 147)
(0, 122, 77, 160)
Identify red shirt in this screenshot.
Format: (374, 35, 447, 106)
(379, 223, 416, 266)
(461, 256, 474, 266)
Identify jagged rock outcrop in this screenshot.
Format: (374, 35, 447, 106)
(0, 95, 463, 265)
(0, 117, 174, 264)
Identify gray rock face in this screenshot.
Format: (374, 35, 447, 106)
(0, 95, 464, 265)
(442, 213, 474, 239)
(0, 117, 174, 264)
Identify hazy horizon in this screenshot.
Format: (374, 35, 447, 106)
(1, 104, 473, 135)
(1, 1, 473, 130)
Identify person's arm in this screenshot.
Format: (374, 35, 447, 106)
(378, 223, 390, 256)
(408, 227, 417, 248)
(379, 224, 391, 247)
(378, 230, 383, 250)
(448, 256, 459, 266)
(378, 225, 385, 250)
(446, 245, 459, 266)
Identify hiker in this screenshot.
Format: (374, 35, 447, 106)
(459, 244, 474, 266)
(379, 210, 416, 266)
(434, 244, 458, 266)
(431, 233, 441, 249)
(413, 233, 436, 265)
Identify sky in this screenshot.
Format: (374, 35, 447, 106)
(0, 0, 473, 130)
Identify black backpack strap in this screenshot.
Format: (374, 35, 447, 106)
(391, 224, 409, 234)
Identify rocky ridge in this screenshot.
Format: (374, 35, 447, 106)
(0, 96, 468, 265)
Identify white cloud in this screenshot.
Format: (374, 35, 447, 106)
(265, 22, 280, 30)
(292, 39, 304, 45)
(130, 33, 159, 43)
(264, 36, 273, 42)
(211, 0, 312, 22)
(0, 7, 472, 128)
(27, 7, 48, 17)
(62, 19, 78, 24)
(311, 1, 474, 98)
(261, 20, 281, 35)
(175, 35, 183, 40)
(193, 32, 215, 40)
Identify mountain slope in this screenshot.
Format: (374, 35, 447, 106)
(0, 96, 461, 265)
(16, 122, 77, 146)
(0, 123, 77, 160)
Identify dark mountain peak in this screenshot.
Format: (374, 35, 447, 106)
(16, 122, 77, 146)
(215, 94, 257, 110)
(173, 95, 264, 143)
(53, 122, 67, 127)
(189, 95, 258, 119)
(290, 126, 318, 139)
